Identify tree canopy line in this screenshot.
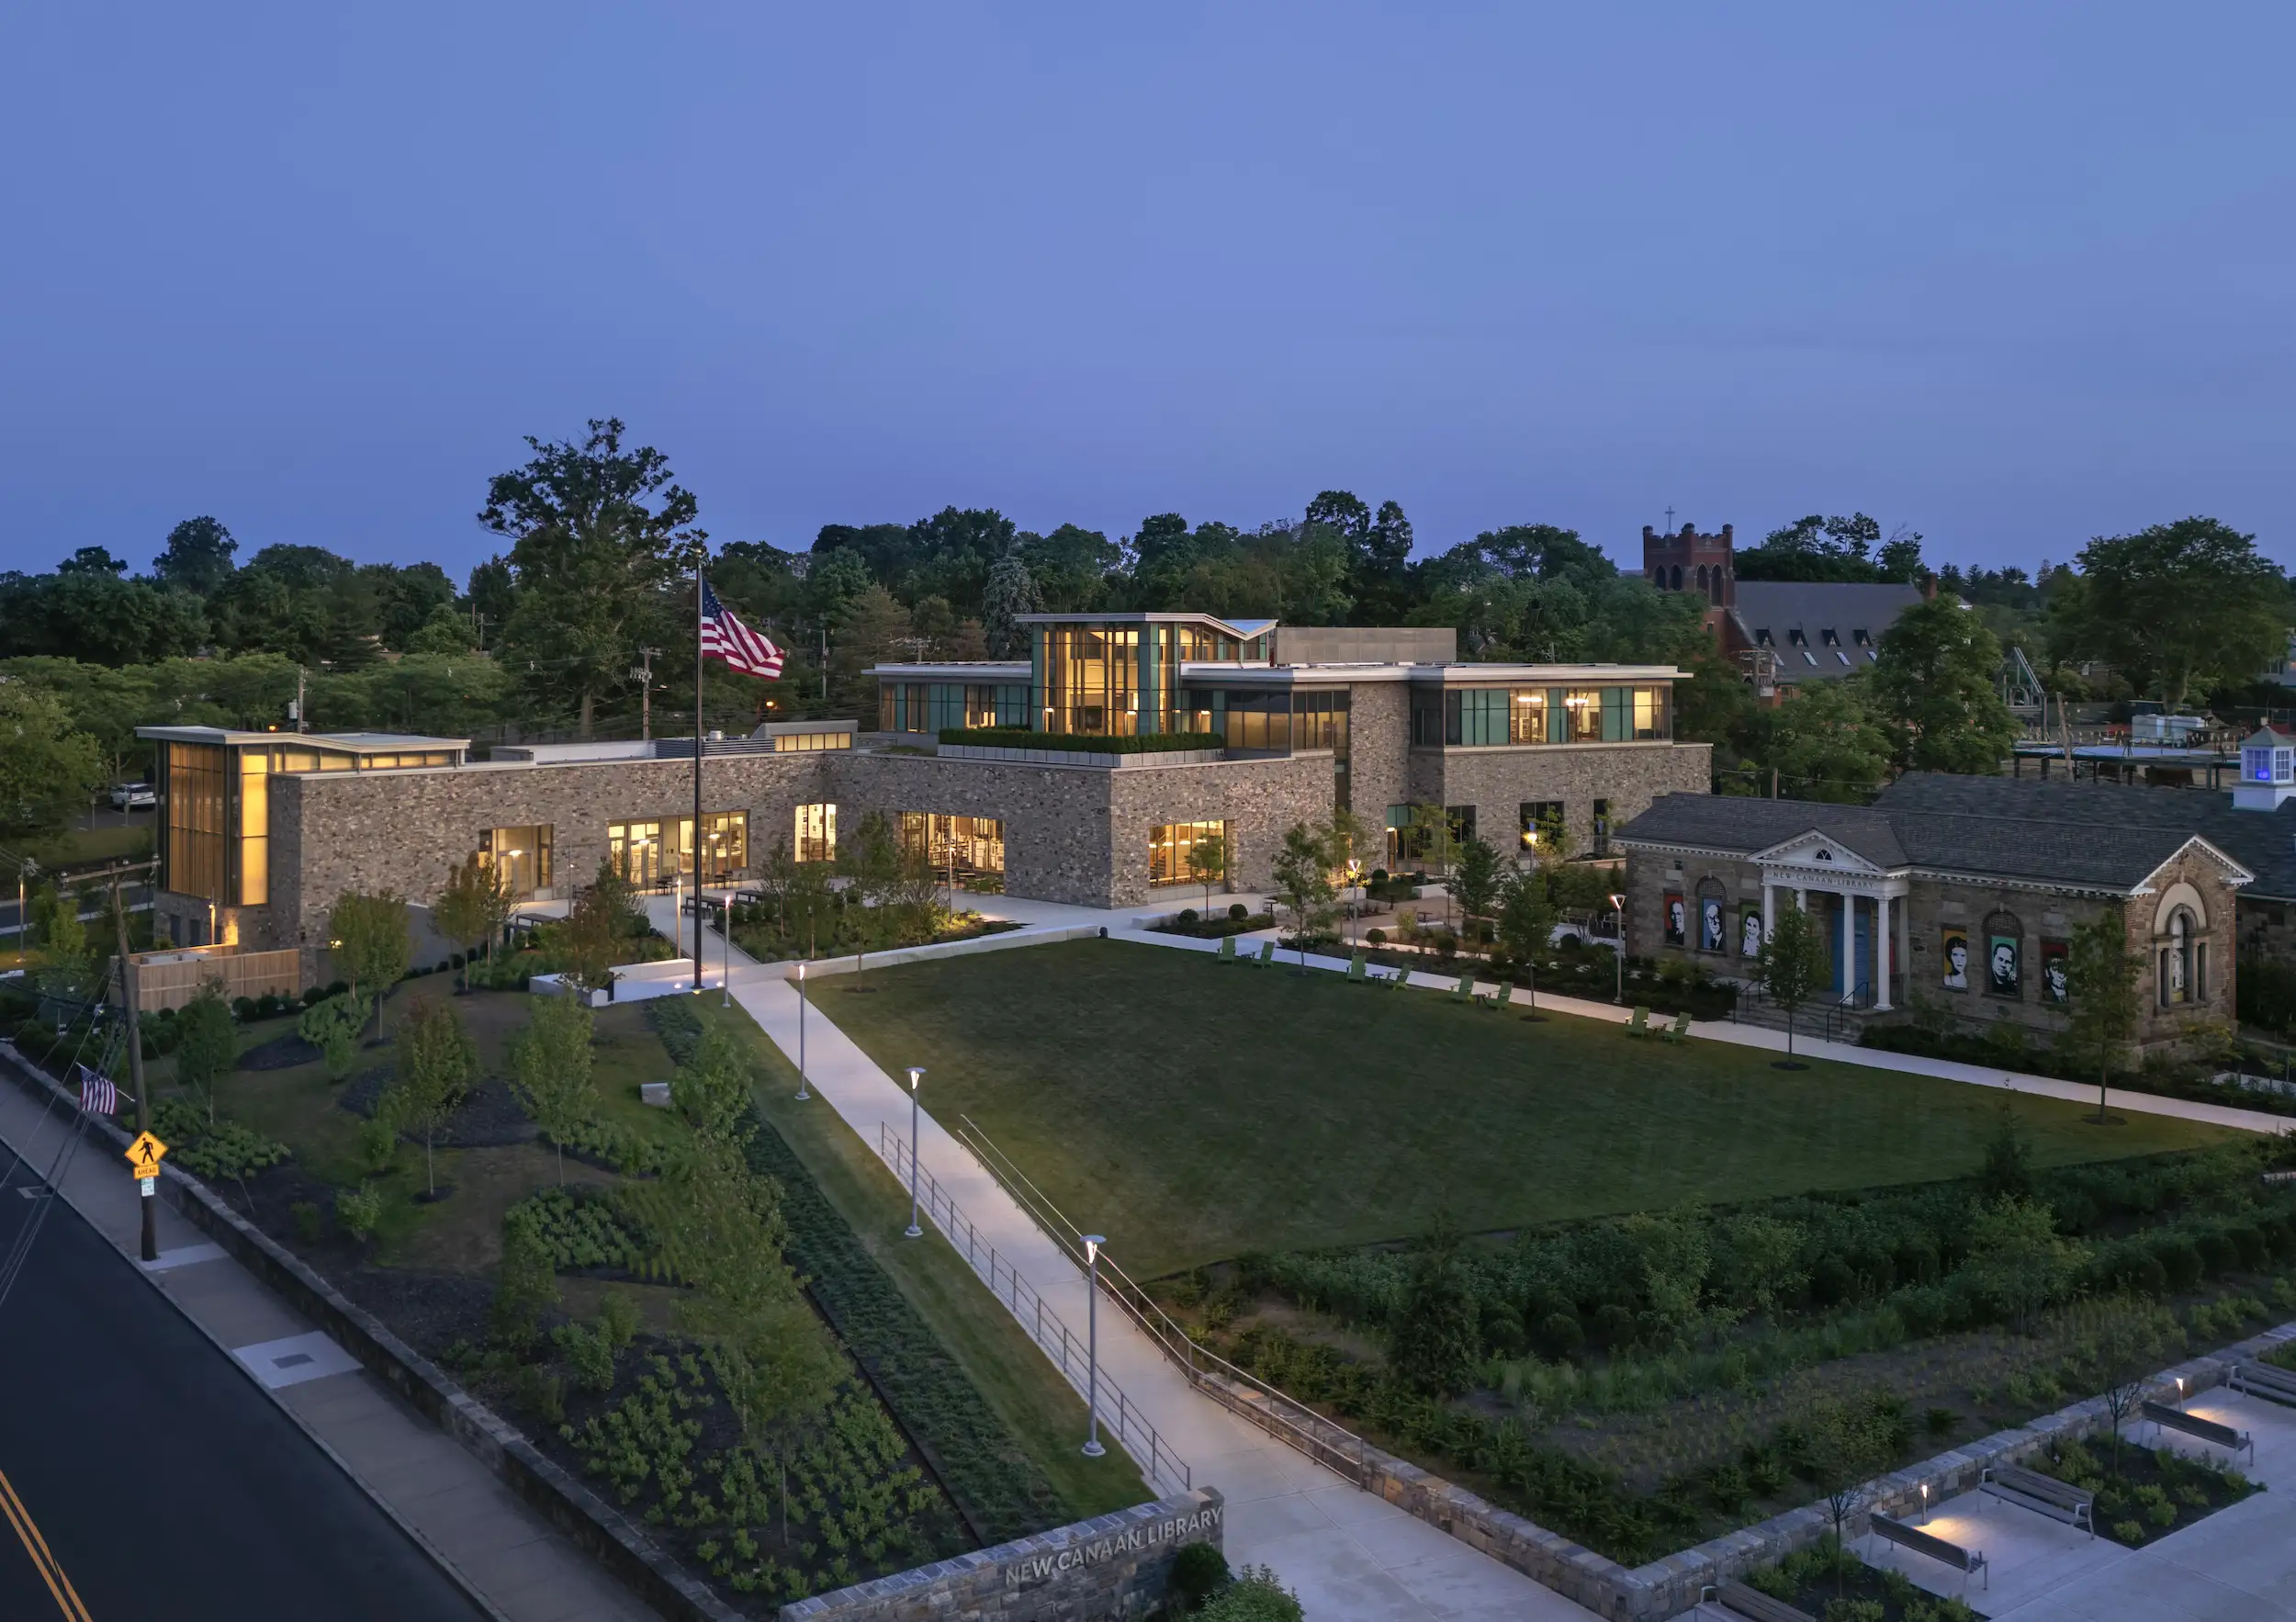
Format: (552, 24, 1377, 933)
(0, 418, 2288, 832)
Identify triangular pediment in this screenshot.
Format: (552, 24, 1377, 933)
(1751, 830, 1889, 874)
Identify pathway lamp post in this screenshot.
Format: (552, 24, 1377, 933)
(795, 962, 810, 1099)
(1082, 1233, 1107, 1459)
(905, 1066, 925, 1238)
(16, 859, 33, 945)
(1608, 892, 1626, 1004)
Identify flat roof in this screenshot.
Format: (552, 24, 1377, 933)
(135, 727, 470, 749)
(868, 659, 1685, 684)
(1015, 612, 1279, 637)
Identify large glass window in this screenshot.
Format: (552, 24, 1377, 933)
(1221, 692, 1292, 751)
(1149, 820, 1228, 887)
(794, 804, 837, 863)
(1519, 800, 1565, 852)
(237, 750, 269, 906)
(771, 731, 852, 752)
(1511, 689, 1548, 743)
(898, 814, 1006, 883)
(164, 742, 227, 902)
(1042, 625, 1139, 735)
(608, 820, 666, 884)
(687, 812, 748, 881)
(1633, 686, 1671, 740)
(480, 826, 554, 898)
(1563, 688, 1604, 742)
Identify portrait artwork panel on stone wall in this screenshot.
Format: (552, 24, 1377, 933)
(1663, 889, 1685, 947)
(1941, 926, 1969, 991)
(1987, 933, 2020, 997)
(1700, 895, 1725, 954)
(1739, 905, 1763, 960)
(2041, 939, 2069, 1004)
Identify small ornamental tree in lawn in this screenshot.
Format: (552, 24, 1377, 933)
(385, 995, 476, 1199)
(329, 889, 411, 1038)
(1323, 808, 1365, 945)
(1495, 869, 1558, 1010)
(1446, 836, 1503, 949)
(835, 811, 902, 983)
(297, 992, 369, 1083)
(1404, 804, 1458, 917)
(1756, 899, 1831, 1064)
(2067, 1296, 2178, 1475)
(1186, 828, 1228, 917)
(491, 1206, 559, 1352)
(509, 992, 595, 1184)
(173, 979, 238, 1126)
(1270, 822, 1336, 967)
(555, 862, 626, 997)
(2064, 907, 2143, 1123)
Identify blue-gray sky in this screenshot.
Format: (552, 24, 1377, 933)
(3, 2, 2289, 580)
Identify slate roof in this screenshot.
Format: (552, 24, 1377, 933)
(1876, 772, 2296, 901)
(1728, 581, 1925, 681)
(1618, 780, 2247, 895)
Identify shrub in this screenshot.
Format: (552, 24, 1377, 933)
(1169, 1541, 1231, 1608)
(1538, 1310, 1585, 1357)
(1366, 928, 1386, 945)
(1178, 908, 1199, 927)
(290, 1201, 322, 1243)
(1229, 903, 1249, 921)
(2194, 1230, 2236, 1278)
(492, 1210, 560, 1351)
(2153, 1235, 2203, 1290)
(1194, 1566, 1301, 1622)
(336, 1184, 384, 1244)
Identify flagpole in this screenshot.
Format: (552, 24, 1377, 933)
(694, 560, 706, 986)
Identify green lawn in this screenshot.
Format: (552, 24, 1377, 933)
(823, 940, 2239, 1276)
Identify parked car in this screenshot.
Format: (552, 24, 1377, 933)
(109, 783, 155, 810)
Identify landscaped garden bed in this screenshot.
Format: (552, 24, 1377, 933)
(1739, 1538, 1985, 1622)
(92, 942, 1130, 1612)
(1861, 1017, 2296, 1121)
(815, 939, 2293, 1570)
(2024, 1433, 2256, 1547)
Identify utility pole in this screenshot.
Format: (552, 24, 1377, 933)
(108, 874, 156, 1263)
(631, 648, 660, 741)
(819, 624, 829, 704)
(293, 665, 306, 733)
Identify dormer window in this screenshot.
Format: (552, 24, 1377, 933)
(1755, 628, 1773, 647)
(1821, 628, 1840, 647)
(1851, 628, 1871, 647)
(1788, 628, 1807, 647)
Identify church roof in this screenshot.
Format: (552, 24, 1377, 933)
(1726, 581, 1926, 681)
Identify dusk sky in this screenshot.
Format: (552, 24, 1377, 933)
(4, 3, 2289, 581)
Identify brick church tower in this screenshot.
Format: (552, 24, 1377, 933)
(1642, 521, 1735, 611)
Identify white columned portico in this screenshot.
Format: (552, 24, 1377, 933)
(1838, 892, 1855, 998)
(1761, 882, 1776, 941)
(1874, 893, 1893, 1010)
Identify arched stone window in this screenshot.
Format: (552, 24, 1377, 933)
(2152, 882, 2211, 1006)
(1695, 564, 1709, 594)
(1710, 568, 1726, 604)
(1670, 565, 1683, 591)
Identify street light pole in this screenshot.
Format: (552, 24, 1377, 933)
(1082, 1234, 1107, 1458)
(1608, 891, 1626, 1003)
(905, 1066, 925, 1238)
(795, 963, 811, 1099)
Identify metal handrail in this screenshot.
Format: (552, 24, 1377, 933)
(951, 1118, 1382, 1489)
(872, 1125, 1190, 1495)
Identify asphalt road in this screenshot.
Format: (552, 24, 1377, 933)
(0, 1183, 487, 1621)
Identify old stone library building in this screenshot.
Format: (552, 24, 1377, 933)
(141, 610, 1708, 974)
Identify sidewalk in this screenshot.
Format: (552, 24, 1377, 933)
(0, 1061, 651, 1622)
(667, 899, 1593, 1622)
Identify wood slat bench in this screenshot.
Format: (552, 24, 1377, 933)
(1701, 1578, 1814, 1622)
(2232, 1360, 2296, 1408)
(1981, 1461, 2095, 1536)
(1870, 1512, 1987, 1594)
(2143, 1399, 2255, 1464)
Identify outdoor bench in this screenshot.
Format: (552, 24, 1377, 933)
(2231, 1360, 2296, 1408)
(1980, 1462, 2094, 1535)
(1700, 1578, 1813, 1622)
(2144, 1399, 2254, 1463)
(1870, 1511, 1986, 1594)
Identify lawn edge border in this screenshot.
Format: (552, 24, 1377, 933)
(0, 1039, 746, 1622)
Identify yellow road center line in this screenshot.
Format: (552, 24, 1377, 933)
(0, 1468, 90, 1622)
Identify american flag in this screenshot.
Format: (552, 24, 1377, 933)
(700, 580, 785, 678)
(74, 1064, 117, 1118)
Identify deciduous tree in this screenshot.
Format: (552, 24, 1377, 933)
(509, 993, 596, 1184)
(2052, 517, 2290, 709)
(1271, 823, 1336, 967)
(2064, 908, 2142, 1122)
(1870, 596, 2020, 773)
(386, 995, 477, 1198)
(328, 889, 411, 1036)
(1756, 899, 1831, 1064)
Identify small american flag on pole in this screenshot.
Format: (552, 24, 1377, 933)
(74, 1064, 117, 1118)
(699, 580, 785, 679)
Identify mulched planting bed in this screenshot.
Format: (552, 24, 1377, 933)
(339, 1066, 537, 1147)
(236, 1032, 321, 1071)
(2026, 1432, 2258, 1547)
(1740, 1538, 1986, 1621)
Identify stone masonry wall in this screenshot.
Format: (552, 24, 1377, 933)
(781, 1490, 1222, 1622)
(825, 752, 1120, 907)
(1108, 753, 1334, 905)
(1419, 743, 1711, 857)
(1344, 681, 1411, 835)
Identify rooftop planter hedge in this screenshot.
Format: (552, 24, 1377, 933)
(937, 728, 1224, 755)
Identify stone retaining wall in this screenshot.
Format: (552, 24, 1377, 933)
(780, 1490, 1222, 1622)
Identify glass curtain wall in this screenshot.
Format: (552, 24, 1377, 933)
(1042, 625, 1139, 735)
(238, 751, 268, 905)
(793, 804, 837, 863)
(897, 814, 1006, 881)
(1412, 685, 1672, 746)
(480, 827, 554, 897)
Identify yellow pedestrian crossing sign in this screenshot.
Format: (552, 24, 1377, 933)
(125, 1132, 167, 1179)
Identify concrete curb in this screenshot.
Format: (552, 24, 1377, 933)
(0, 1041, 743, 1622)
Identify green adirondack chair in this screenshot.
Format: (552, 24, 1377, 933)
(1452, 972, 1476, 1002)
(1659, 1009, 1694, 1042)
(1345, 952, 1367, 982)
(1626, 1005, 1652, 1036)
(1254, 940, 1277, 966)
(1214, 934, 1236, 963)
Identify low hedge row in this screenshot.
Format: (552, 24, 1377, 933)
(647, 1000, 1066, 1546)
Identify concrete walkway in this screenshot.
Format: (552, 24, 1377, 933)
(0, 1058, 651, 1622)
(664, 897, 1592, 1622)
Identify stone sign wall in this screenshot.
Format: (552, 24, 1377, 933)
(780, 1489, 1222, 1622)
